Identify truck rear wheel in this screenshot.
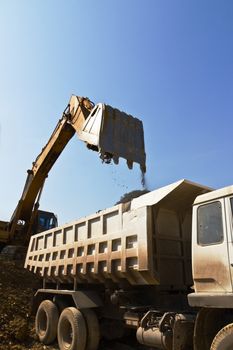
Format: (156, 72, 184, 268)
(211, 323, 233, 350)
(57, 307, 87, 350)
(35, 299, 59, 344)
(82, 309, 100, 350)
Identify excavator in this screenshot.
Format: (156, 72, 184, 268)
(0, 95, 146, 247)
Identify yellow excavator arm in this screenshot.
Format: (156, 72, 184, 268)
(6, 95, 146, 244)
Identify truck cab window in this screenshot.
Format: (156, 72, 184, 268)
(197, 201, 223, 245)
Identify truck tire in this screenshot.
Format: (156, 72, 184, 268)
(35, 299, 59, 344)
(57, 307, 87, 350)
(211, 323, 233, 350)
(82, 309, 100, 350)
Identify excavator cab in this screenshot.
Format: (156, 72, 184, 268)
(36, 210, 58, 233)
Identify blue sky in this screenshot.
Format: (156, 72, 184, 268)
(0, 1, 233, 225)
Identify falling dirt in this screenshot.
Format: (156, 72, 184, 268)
(141, 170, 146, 189)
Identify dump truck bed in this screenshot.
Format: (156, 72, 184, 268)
(25, 180, 211, 288)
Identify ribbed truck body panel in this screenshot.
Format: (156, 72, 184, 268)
(25, 180, 211, 287)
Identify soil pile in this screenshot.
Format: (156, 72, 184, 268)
(0, 259, 58, 350)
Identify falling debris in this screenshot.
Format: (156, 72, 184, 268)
(141, 170, 146, 189)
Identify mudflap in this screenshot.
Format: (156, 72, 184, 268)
(173, 314, 195, 350)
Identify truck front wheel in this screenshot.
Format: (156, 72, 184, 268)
(35, 299, 59, 344)
(211, 323, 233, 350)
(57, 307, 87, 350)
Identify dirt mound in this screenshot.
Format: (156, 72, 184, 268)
(0, 259, 58, 349)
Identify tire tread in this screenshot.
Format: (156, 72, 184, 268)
(57, 307, 87, 350)
(82, 309, 100, 350)
(211, 323, 233, 350)
(35, 299, 59, 345)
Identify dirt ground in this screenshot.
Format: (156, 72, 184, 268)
(0, 259, 59, 350)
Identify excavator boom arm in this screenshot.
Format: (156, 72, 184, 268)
(10, 97, 93, 229)
(8, 95, 146, 243)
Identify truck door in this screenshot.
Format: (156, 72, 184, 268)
(225, 197, 233, 286)
(193, 199, 233, 293)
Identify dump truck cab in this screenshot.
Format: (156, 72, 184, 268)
(185, 185, 233, 350)
(189, 185, 233, 306)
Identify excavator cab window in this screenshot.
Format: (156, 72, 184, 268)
(37, 211, 57, 233)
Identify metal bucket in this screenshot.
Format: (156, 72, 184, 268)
(78, 103, 146, 172)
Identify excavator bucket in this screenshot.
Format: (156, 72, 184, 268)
(77, 103, 146, 172)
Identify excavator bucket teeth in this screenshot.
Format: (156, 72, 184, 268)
(77, 103, 146, 172)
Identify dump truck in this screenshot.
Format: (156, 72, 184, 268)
(0, 95, 145, 247)
(24, 178, 233, 350)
